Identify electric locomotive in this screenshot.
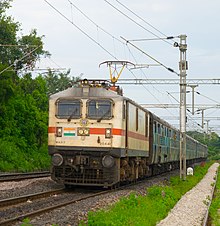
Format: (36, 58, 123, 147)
(48, 79, 207, 187)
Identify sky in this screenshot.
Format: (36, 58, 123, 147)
(8, 0, 220, 135)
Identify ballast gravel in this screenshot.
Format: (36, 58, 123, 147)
(0, 171, 177, 226)
(0, 177, 63, 200)
(157, 162, 219, 226)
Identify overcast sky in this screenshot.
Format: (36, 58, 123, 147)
(8, 0, 220, 135)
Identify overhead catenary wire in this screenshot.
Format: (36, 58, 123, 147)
(46, 0, 179, 79)
(66, 0, 177, 80)
(66, 0, 124, 45)
(196, 91, 220, 105)
(43, 0, 118, 60)
(114, 0, 169, 38)
(125, 45, 178, 118)
(121, 36, 179, 76)
(104, 0, 173, 46)
(130, 69, 176, 116)
(44, 0, 174, 112)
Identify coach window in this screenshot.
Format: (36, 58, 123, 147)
(158, 123, 161, 135)
(164, 127, 167, 137)
(87, 99, 112, 119)
(154, 121, 157, 133)
(56, 99, 81, 119)
(168, 129, 172, 137)
(162, 125, 165, 136)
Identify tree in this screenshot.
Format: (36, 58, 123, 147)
(17, 29, 50, 71)
(0, 0, 80, 171)
(0, 0, 50, 171)
(0, 1, 49, 74)
(0, 0, 12, 14)
(44, 69, 80, 95)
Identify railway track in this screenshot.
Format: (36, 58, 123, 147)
(0, 170, 180, 226)
(0, 188, 64, 209)
(0, 171, 50, 182)
(0, 187, 109, 226)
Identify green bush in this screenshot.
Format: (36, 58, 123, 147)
(0, 139, 50, 172)
(209, 165, 220, 225)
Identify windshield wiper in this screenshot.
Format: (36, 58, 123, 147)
(67, 108, 78, 122)
(97, 109, 111, 123)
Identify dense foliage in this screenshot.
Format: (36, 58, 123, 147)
(0, 1, 76, 171)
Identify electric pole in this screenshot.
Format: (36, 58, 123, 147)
(179, 35, 188, 180)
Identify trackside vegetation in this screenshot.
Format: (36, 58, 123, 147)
(0, 1, 78, 172)
(82, 162, 213, 226)
(209, 163, 220, 225)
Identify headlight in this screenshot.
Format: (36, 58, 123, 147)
(105, 128, 112, 138)
(77, 127, 90, 136)
(78, 129, 84, 135)
(52, 154, 63, 166)
(102, 155, 114, 168)
(56, 127, 62, 137)
(84, 128, 89, 135)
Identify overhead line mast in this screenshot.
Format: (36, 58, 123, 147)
(179, 35, 188, 180)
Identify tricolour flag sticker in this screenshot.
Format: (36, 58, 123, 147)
(63, 127, 76, 137)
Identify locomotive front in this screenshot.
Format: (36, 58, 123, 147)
(48, 80, 124, 187)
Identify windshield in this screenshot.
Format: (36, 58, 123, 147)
(57, 100, 81, 119)
(87, 99, 112, 120)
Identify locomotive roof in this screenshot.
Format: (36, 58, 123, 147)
(49, 86, 124, 100)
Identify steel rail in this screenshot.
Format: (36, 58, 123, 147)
(0, 171, 50, 182)
(0, 188, 64, 209)
(0, 189, 109, 226)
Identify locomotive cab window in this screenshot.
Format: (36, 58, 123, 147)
(56, 99, 81, 119)
(87, 99, 112, 120)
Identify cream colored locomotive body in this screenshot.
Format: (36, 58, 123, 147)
(48, 80, 207, 187)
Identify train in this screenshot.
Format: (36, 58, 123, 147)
(48, 79, 208, 187)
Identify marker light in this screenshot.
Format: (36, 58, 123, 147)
(105, 128, 112, 138)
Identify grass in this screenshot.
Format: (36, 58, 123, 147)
(81, 162, 213, 226)
(209, 162, 220, 226)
